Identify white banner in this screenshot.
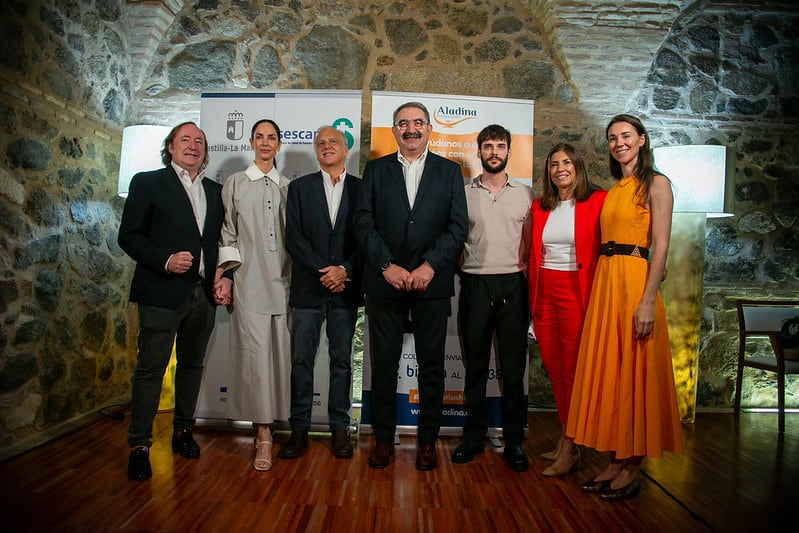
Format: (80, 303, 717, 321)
(196, 90, 363, 426)
(361, 91, 534, 435)
(199, 89, 362, 183)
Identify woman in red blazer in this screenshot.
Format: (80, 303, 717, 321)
(528, 143, 607, 476)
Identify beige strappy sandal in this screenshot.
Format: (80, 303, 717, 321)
(254, 439, 273, 471)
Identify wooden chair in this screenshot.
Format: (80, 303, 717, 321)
(733, 299, 799, 432)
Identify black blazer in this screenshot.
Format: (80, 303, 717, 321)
(286, 171, 363, 308)
(353, 151, 468, 299)
(118, 166, 226, 309)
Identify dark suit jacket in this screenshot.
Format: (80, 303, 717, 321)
(353, 151, 468, 299)
(286, 171, 363, 308)
(118, 166, 226, 309)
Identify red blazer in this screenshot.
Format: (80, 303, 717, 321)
(528, 189, 607, 315)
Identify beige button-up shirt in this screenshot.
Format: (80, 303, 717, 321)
(461, 175, 535, 275)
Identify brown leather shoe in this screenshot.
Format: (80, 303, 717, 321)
(368, 442, 394, 469)
(415, 442, 437, 471)
(331, 429, 353, 459)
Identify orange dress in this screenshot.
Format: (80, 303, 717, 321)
(565, 176, 683, 459)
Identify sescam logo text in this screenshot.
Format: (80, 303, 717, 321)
(282, 117, 356, 148)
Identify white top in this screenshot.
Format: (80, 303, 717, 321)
(398, 149, 428, 208)
(172, 162, 207, 277)
(541, 199, 577, 271)
(321, 169, 347, 227)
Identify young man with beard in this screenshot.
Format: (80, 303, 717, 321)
(451, 124, 535, 472)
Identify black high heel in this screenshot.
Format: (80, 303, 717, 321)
(599, 477, 641, 501)
(580, 476, 612, 493)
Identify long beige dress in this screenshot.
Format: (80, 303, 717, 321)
(219, 163, 292, 424)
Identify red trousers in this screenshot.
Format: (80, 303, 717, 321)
(533, 268, 587, 426)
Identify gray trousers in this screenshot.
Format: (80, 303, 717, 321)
(127, 284, 216, 448)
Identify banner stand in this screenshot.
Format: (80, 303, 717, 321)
(359, 91, 534, 441)
(195, 89, 363, 430)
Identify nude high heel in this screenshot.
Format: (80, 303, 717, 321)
(254, 439, 273, 471)
(540, 434, 564, 461)
(541, 448, 582, 477)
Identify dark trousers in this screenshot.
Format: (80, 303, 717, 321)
(127, 284, 216, 448)
(366, 295, 450, 444)
(458, 272, 529, 446)
(289, 302, 358, 431)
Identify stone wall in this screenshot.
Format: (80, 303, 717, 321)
(1, 1, 136, 458)
(0, 0, 797, 458)
(637, 4, 799, 409)
(0, 80, 133, 457)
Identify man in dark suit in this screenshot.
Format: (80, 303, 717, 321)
(354, 102, 468, 471)
(118, 122, 231, 481)
(281, 126, 362, 460)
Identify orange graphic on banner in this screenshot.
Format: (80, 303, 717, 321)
(443, 390, 466, 404)
(370, 127, 533, 181)
(408, 389, 465, 404)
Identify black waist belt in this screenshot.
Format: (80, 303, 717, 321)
(599, 241, 649, 260)
(458, 271, 524, 281)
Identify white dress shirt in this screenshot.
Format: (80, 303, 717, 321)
(398, 149, 428, 208)
(171, 162, 207, 278)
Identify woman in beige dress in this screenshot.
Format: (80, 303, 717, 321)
(219, 119, 292, 471)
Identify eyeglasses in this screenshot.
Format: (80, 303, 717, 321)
(393, 119, 429, 129)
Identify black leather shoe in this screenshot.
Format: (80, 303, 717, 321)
(172, 429, 200, 459)
(599, 477, 641, 501)
(368, 442, 394, 469)
(128, 446, 152, 481)
(279, 429, 309, 459)
(415, 442, 437, 471)
(331, 429, 353, 459)
(580, 476, 612, 493)
(451, 440, 484, 464)
(503, 444, 529, 472)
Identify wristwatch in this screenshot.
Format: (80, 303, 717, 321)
(381, 261, 392, 271)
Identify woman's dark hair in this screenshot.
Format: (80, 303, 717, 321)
(606, 114, 655, 203)
(251, 118, 282, 141)
(540, 142, 595, 211)
(161, 121, 209, 169)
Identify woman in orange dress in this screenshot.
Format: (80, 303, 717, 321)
(565, 114, 683, 501)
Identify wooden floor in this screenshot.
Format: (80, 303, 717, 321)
(0, 409, 794, 532)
